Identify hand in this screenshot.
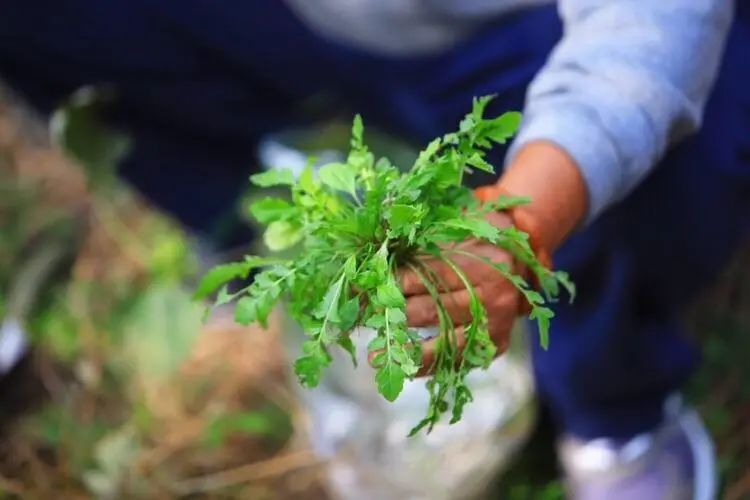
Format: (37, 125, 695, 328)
(398, 210, 523, 374)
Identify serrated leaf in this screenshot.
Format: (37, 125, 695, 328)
(250, 168, 295, 187)
(235, 296, 258, 325)
(318, 162, 357, 196)
(472, 95, 495, 120)
(249, 197, 296, 224)
(466, 153, 494, 173)
(484, 111, 522, 144)
(294, 340, 332, 388)
(193, 258, 267, 299)
(294, 355, 325, 387)
(387, 204, 420, 231)
(376, 280, 404, 308)
(415, 137, 442, 167)
(439, 217, 500, 242)
(367, 336, 387, 351)
(386, 307, 407, 325)
(365, 313, 386, 330)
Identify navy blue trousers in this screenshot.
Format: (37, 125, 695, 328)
(2, 1, 748, 439)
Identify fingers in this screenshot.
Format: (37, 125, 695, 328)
(399, 242, 514, 297)
(405, 277, 519, 328)
(406, 289, 473, 327)
(398, 260, 464, 296)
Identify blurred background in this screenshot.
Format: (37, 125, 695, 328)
(0, 82, 748, 499)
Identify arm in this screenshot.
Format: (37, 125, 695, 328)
(406, 0, 735, 363)
(499, 0, 734, 247)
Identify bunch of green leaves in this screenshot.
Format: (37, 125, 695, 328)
(195, 96, 574, 434)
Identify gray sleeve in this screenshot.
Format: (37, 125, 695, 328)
(508, 0, 734, 222)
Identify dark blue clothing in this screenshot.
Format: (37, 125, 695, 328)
(1, 1, 747, 439)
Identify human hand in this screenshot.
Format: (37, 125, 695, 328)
(398, 210, 523, 374)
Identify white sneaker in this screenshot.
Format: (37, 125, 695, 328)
(558, 396, 717, 500)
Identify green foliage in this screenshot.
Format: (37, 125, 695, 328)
(202, 405, 293, 449)
(199, 97, 574, 434)
(122, 285, 204, 382)
(50, 87, 130, 189)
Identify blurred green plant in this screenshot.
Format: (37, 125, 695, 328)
(50, 86, 130, 190)
(0, 88, 297, 498)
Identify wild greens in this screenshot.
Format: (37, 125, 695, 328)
(195, 97, 573, 434)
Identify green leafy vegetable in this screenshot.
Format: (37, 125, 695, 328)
(198, 96, 574, 434)
(249, 168, 295, 187)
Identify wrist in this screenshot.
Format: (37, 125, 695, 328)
(478, 141, 588, 258)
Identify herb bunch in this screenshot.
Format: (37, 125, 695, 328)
(195, 97, 574, 434)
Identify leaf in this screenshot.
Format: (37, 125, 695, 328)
(484, 111, 522, 144)
(386, 204, 420, 231)
(299, 164, 317, 193)
(415, 137, 442, 168)
(343, 255, 357, 280)
(376, 360, 406, 402)
(314, 274, 345, 322)
(318, 162, 357, 196)
(294, 340, 331, 388)
(529, 306, 554, 349)
(450, 384, 473, 424)
(351, 114, 364, 150)
(193, 258, 268, 299)
(338, 297, 360, 331)
(365, 313, 386, 330)
(472, 95, 495, 121)
(194, 263, 248, 300)
(438, 217, 500, 242)
(483, 195, 531, 211)
(234, 296, 258, 325)
(386, 307, 407, 325)
(376, 280, 405, 308)
(233, 266, 289, 327)
(554, 270, 577, 303)
(466, 153, 494, 173)
(264, 221, 303, 251)
(392, 344, 418, 376)
(250, 168, 295, 187)
(372, 242, 390, 279)
(249, 197, 296, 224)
(367, 336, 387, 351)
